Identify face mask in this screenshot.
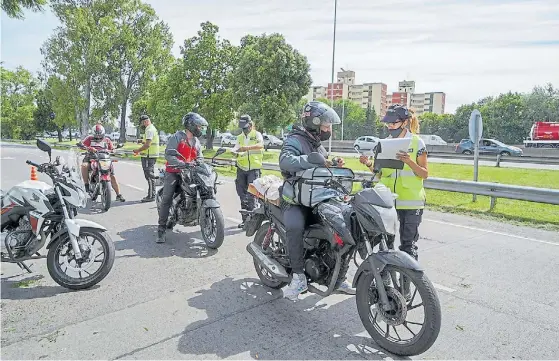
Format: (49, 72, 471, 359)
(319, 130, 331, 141)
(243, 127, 251, 135)
(388, 126, 404, 138)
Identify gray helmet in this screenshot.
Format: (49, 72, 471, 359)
(301, 101, 341, 133)
(238, 114, 252, 129)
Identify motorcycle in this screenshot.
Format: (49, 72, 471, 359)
(243, 148, 441, 356)
(1, 139, 115, 290)
(76, 142, 124, 211)
(156, 147, 227, 249)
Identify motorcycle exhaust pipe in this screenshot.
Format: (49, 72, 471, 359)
(246, 242, 290, 282)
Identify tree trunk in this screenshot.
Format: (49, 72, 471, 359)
(119, 97, 128, 144)
(80, 79, 92, 136)
(69, 127, 73, 141)
(57, 128, 63, 143)
(205, 128, 215, 150)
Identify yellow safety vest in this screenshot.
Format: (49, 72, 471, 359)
(139, 124, 160, 158)
(380, 134, 426, 209)
(236, 129, 263, 171)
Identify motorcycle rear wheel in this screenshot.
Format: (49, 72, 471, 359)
(252, 222, 287, 289)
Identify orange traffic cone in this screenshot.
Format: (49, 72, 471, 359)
(30, 166, 38, 181)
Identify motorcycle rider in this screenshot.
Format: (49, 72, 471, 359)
(278, 100, 355, 300)
(232, 114, 264, 228)
(157, 112, 208, 243)
(79, 123, 125, 202)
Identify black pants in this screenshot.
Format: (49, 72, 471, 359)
(158, 172, 181, 229)
(283, 202, 314, 274)
(235, 168, 261, 220)
(396, 209, 423, 260)
(141, 157, 157, 197)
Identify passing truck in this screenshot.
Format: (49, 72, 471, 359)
(523, 121, 559, 148)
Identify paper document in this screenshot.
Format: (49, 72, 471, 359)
(376, 137, 413, 160)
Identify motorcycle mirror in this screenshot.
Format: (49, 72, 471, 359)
(215, 147, 226, 157)
(36, 139, 52, 160)
(116, 143, 124, 149)
(307, 152, 326, 165)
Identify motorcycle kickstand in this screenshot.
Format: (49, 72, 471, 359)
(17, 261, 33, 273)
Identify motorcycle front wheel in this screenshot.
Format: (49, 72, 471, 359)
(200, 206, 224, 249)
(46, 227, 115, 290)
(101, 180, 111, 211)
(355, 264, 441, 356)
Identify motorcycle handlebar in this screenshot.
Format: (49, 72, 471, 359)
(26, 160, 42, 169)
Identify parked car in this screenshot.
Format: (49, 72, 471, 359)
(263, 134, 283, 147)
(220, 134, 237, 146)
(455, 138, 523, 156)
(419, 134, 447, 146)
(353, 136, 379, 152)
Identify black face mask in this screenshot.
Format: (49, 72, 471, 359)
(190, 127, 202, 137)
(388, 126, 404, 138)
(243, 127, 251, 135)
(319, 130, 331, 141)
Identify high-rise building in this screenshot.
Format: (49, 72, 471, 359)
(410, 92, 446, 115)
(398, 80, 416, 93)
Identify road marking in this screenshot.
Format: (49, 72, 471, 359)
(432, 282, 456, 293)
(123, 183, 144, 191)
(425, 218, 559, 246)
(0, 157, 15, 160)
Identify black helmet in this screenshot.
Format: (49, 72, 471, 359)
(301, 101, 341, 133)
(182, 112, 208, 137)
(238, 114, 252, 129)
(382, 104, 410, 123)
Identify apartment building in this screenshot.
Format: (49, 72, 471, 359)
(410, 92, 446, 115)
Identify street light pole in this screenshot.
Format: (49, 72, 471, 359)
(328, 0, 337, 155)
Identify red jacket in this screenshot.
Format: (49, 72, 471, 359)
(165, 135, 201, 173)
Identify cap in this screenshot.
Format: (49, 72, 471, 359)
(382, 105, 410, 123)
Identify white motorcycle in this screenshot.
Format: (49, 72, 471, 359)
(0, 139, 115, 290)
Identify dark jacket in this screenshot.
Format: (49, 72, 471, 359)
(279, 126, 328, 203)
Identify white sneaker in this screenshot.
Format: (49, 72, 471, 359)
(281, 273, 308, 301)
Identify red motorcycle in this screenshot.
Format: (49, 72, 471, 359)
(77, 143, 123, 211)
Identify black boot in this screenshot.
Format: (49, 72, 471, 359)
(156, 227, 166, 243)
(141, 180, 155, 202)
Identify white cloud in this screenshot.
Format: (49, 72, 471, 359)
(2, 0, 558, 113)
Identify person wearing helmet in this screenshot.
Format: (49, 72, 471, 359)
(232, 114, 264, 228)
(79, 123, 125, 202)
(156, 112, 207, 243)
(133, 115, 160, 202)
(359, 104, 428, 265)
(278, 100, 355, 300)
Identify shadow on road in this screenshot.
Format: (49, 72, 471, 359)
(175, 277, 407, 360)
(115, 224, 243, 259)
(0, 274, 93, 300)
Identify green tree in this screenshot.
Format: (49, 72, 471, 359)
(2, 0, 46, 19)
(522, 83, 559, 123)
(104, 0, 174, 142)
(315, 97, 366, 140)
(231, 33, 312, 132)
(1, 66, 38, 139)
(41, 0, 119, 136)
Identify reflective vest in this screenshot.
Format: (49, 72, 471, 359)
(165, 138, 198, 173)
(236, 130, 263, 171)
(139, 124, 160, 158)
(380, 134, 426, 210)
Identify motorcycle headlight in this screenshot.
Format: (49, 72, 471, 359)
(198, 173, 216, 186)
(76, 188, 87, 208)
(99, 160, 111, 170)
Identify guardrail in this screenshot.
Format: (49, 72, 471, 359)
(205, 158, 559, 210)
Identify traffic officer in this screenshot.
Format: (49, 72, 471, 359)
(232, 114, 264, 228)
(133, 114, 160, 202)
(360, 104, 428, 261)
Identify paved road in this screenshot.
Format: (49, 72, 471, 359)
(1, 144, 559, 360)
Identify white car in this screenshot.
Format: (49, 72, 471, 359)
(353, 136, 379, 152)
(220, 134, 237, 146)
(263, 134, 283, 147)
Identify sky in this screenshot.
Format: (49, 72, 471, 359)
(2, 0, 558, 113)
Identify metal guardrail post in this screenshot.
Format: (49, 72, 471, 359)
(496, 154, 501, 167)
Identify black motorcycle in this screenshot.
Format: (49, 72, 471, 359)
(156, 148, 227, 249)
(243, 150, 441, 356)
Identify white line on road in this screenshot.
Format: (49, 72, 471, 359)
(0, 157, 15, 160)
(123, 183, 144, 191)
(425, 218, 559, 246)
(432, 282, 456, 293)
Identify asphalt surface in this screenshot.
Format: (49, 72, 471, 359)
(1, 143, 559, 360)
